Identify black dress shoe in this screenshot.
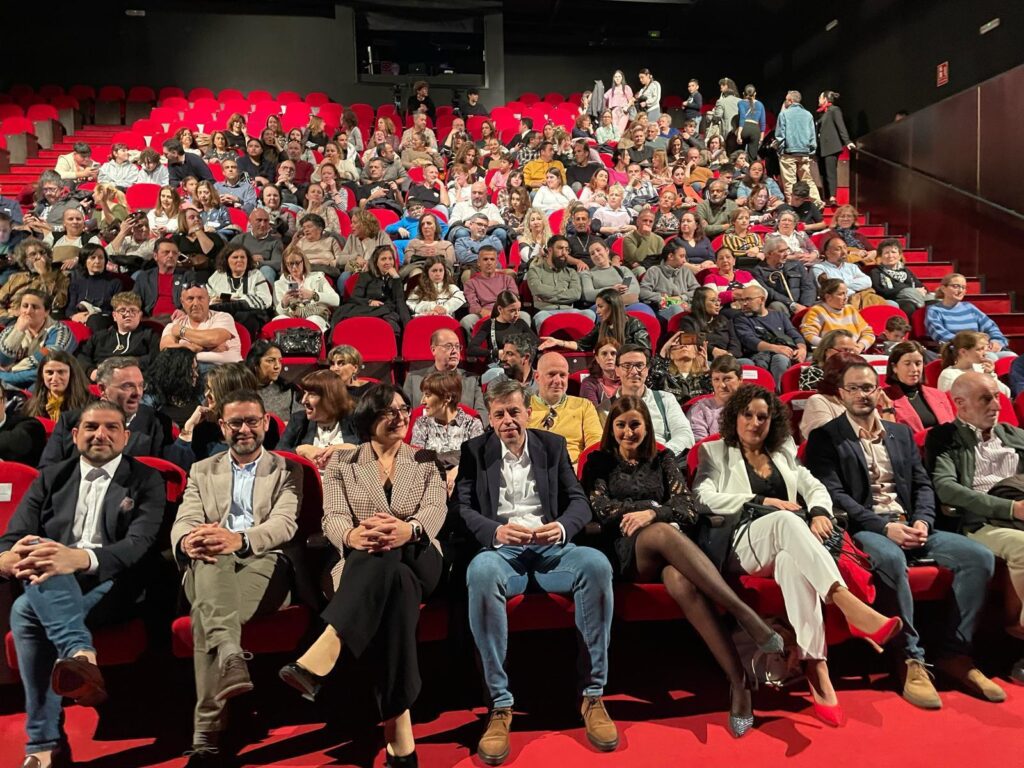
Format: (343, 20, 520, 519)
(385, 749, 418, 767)
(52, 656, 107, 707)
(278, 662, 324, 702)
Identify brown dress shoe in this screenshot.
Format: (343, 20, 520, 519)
(215, 652, 254, 702)
(581, 696, 618, 751)
(51, 656, 107, 707)
(900, 659, 942, 710)
(477, 707, 513, 766)
(936, 655, 1006, 703)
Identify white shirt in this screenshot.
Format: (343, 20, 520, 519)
(73, 454, 124, 574)
(960, 419, 1021, 493)
(495, 439, 566, 546)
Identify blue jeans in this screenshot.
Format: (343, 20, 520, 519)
(466, 543, 613, 708)
(532, 308, 598, 331)
(657, 304, 689, 322)
(852, 529, 994, 661)
(10, 574, 113, 753)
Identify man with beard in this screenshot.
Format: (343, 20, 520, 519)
(527, 235, 594, 330)
(1, 400, 165, 768)
(732, 284, 807, 385)
(455, 378, 617, 765)
(481, 333, 539, 393)
(171, 390, 301, 766)
(41, 357, 170, 467)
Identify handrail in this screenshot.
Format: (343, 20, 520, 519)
(854, 148, 1024, 223)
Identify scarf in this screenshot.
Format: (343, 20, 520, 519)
(46, 393, 64, 421)
(817, 102, 831, 113)
(834, 226, 863, 248)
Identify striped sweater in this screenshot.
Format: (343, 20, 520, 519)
(925, 301, 1007, 345)
(800, 304, 875, 349)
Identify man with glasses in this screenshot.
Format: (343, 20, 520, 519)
(160, 283, 243, 368)
(806, 361, 1001, 710)
(733, 284, 807, 385)
(25, 170, 82, 232)
(171, 390, 301, 764)
(402, 328, 485, 412)
(76, 292, 159, 377)
(527, 351, 601, 466)
(41, 356, 171, 467)
(456, 378, 617, 764)
(752, 237, 817, 316)
(229, 209, 283, 282)
(608, 345, 694, 456)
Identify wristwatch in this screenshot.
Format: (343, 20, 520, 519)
(409, 520, 424, 541)
(238, 533, 252, 557)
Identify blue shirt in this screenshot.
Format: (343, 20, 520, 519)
(224, 450, 262, 532)
(737, 99, 766, 132)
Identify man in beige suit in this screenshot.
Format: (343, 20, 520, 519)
(170, 390, 302, 766)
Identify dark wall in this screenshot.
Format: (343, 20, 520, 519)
(767, 0, 1024, 136)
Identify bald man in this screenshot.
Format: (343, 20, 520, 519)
(926, 371, 1024, 684)
(527, 352, 602, 465)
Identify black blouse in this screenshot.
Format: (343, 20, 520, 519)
(743, 455, 787, 500)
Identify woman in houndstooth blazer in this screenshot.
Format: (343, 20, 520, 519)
(279, 383, 447, 767)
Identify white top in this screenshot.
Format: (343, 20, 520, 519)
(937, 364, 1010, 397)
(406, 282, 467, 316)
(74, 454, 124, 573)
(147, 210, 180, 233)
(273, 271, 341, 310)
(533, 185, 578, 215)
(640, 386, 694, 454)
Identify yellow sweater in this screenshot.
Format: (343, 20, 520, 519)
(800, 303, 876, 349)
(527, 394, 603, 463)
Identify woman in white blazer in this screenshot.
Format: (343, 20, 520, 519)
(694, 385, 901, 728)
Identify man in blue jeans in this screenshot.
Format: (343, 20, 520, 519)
(805, 362, 1005, 710)
(0, 400, 165, 768)
(454, 378, 616, 765)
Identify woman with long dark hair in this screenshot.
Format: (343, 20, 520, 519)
(21, 350, 90, 421)
(467, 290, 535, 363)
(245, 340, 298, 423)
(333, 245, 411, 334)
(146, 347, 202, 427)
(679, 286, 744, 360)
(405, 257, 465, 319)
(539, 288, 651, 354)
(65, 244, 120, 332)
(582, 395, 783, 737)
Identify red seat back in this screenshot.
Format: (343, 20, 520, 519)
(687, 434, 721, 485)
(740, 365, 775, 391)
(331, 316, 399, 363)
(135, 456, 188, 504)
(537, 313, 595, 341)
(780, 362, 812, 394)
(402, 316, 464, 364)
(0, 463, 39, 531)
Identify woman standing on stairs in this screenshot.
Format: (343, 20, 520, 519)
(816, 91, 855, 207)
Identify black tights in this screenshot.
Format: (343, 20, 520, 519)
(633, 523, 771, 687)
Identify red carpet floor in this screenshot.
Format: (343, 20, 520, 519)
(1, 626, 1020, 767)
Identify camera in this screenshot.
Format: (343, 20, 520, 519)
(451, 89, 462, 119)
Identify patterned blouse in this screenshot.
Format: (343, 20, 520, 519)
(410, 408, 484, 453)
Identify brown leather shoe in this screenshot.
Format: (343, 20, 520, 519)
(581, 696, 618, 751)
(936, 654, 1006, 703)
(900, 659, 942, 710)
(214, 652, 254, 702)
(477, 707, 513, 766)
(51, 655, 107, 706)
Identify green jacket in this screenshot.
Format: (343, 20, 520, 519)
(925, 420, 1024, 532)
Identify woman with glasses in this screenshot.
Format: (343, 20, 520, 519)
(273, 248, 339, 333)
(279, 369, 359, 470)
(76, 292, 158, 379)
(0, 240, 69, 320)
(926, 273, 1015, 360)
(280, 384, 448, 768)
(648, 331, 713, 406)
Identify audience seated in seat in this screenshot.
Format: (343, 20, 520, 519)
(0, 289, 76, 388)
(0, 240, 70, 319)
(883, 341, 955, 432)
(527, 351, 602, 465)
(799, 279, 876, 353)
(926, 273, 1016, 360)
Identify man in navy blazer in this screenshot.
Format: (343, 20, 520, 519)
(805, 361, 1002, 709)
(0, 400, 165, 767)
(454, 377, 616, 765)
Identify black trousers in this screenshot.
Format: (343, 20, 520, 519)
(323, 544, 443, 720)
(740, 122, 761, 164)
(818, 153, 840, 200)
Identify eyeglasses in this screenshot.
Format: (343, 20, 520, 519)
(114, 308, 141, 316)
(947, 284, 967, 291)
(542, 407, 558, 430)
(840, 385, 879, 395)
(435, 343, 461, 353)
(617, 362, 648, 372)
(223, 417, 263, 431)
(382, 405, 411, 422)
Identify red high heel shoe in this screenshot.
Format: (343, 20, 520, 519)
(812, 700, 845, 727)
(849, 616, 903, 653)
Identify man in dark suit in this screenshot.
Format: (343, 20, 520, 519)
(0, 400, 165, 768)
(805, 361, 1002, 710)
(0, 409, 47, 465)
(454, 378, 616, 765)
(40, 356, 170, 468)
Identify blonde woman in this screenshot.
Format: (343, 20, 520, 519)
(339, 208, 391, 276)
(518, 207, 552, 268)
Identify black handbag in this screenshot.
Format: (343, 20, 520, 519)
(274, 328, 322, 357)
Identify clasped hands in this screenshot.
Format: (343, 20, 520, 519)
(494, 522, 563, 546)
(182, 523, 244, 563)
(0, 536, 91, 583)
(346, 512, 414, 552)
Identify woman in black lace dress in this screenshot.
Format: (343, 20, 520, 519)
(580, 395, 782, 738)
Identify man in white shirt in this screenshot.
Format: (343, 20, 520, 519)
(0, 400, 165, 768)
(455, 378, 617, 766)
(159, 283, 243, 368)
(611, 345, 695, 456)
